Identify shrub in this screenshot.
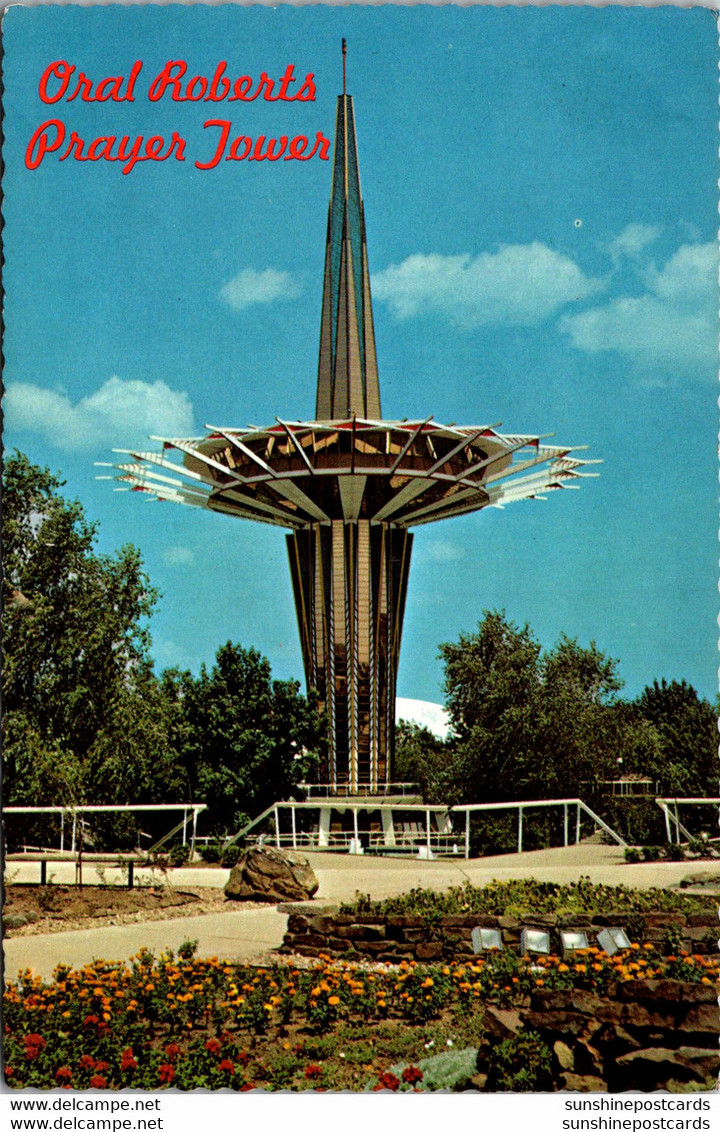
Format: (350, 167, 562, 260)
(339, 877, 713, 920)
(198, 842, 222, 863)
(600, 798, 666, 846)
(220, 845, 240, 869)
(624, 847, 642, 864)
(485, 1031, 553, 1092)
(168, 844, 191, 867)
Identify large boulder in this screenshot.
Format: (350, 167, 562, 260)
(224, 846, 318, 903)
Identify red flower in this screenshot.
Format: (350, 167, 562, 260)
(375, 1071, 400, 1092)
(205, 1038, 221, 1057)
(94, 1061, 110, 1073)
(5, 1067, 14, 1079)
(239, 1083, 255, 1092)
(158, 1063, 175, 1085)
(304, 1064, 323, 1080)
(218, 1059, 235, 1074)
(79, 1054, 96, 1070)
(164, 1043, 182, 1062)
(121, 1049, 138, 1072)
(24, 1034, 47, 1061)
(83, 1014, 100, 1028)
(55, 1067, 72, 1084)
(89, 1075, 108, 1089)
(237, 1051, 251, 1067)
(402, 1066, 424, 1084)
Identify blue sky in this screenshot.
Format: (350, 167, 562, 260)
(3, 5, 717, 704)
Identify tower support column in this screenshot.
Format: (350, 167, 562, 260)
(288, 520, 412, 793)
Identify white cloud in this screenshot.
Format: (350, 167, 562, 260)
(162, 546, 196, 568)
(371, 243, 602, 327)
(606, 223, 661, 262)
(4, 376, 195, 450)
(220, 267, 301, 311)
(423, 540, 464, 563)
(559, 241, 716, 371)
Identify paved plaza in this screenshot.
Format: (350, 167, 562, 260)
(4, 844, 718, 979)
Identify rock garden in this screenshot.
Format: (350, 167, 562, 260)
(3, 876, 718, 1092)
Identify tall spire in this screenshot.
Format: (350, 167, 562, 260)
(315, 42, 381, 420)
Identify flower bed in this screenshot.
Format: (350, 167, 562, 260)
(4, 944, 719, 1091)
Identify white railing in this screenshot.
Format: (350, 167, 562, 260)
(299, 782, 420, 799)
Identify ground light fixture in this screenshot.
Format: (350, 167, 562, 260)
(597, 926, 632, 956)
(471, 926, 503, 953)
(560, 929, 590, 956)
(520, 928, 551, 955)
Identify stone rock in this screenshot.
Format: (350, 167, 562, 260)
(593, 1022, 642, 1054)
(335, 923, 386, 940)
(679, 870, 719, 888)
(612, 1047, 719, 1091)
(553, 1041, 575, 1071)
(416, 942, 443, 960)
(686, 913, 719, 928)
(483, 1005, 524, 1042)
(225, 846, 318, 903)
(574, 1039, 603, 1076)
(523, 1010, 589, 1039)
(561, 1073, 607, 1093)
(643, 912, 686, 929)
(678, 1004, 720, 1037)
(497, 915, 520, 930)
(531, 989, 599, 1015)
(616, 979, 715, 1005)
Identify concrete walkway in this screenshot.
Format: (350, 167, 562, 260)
(5, 844, 717, 981)
(8, 843, 718, 896)
(3, 906, 287, 981)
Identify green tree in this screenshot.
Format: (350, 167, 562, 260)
(536, 634, 627, 796)
(437, 614, 653, 806)
(175, 641, 325, 836)
(2, 452, 161, 810)
(635, 678, 716, 797)
(438, 611, 543, 802)
(394, 720, 454, 803)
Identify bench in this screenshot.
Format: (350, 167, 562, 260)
(5, 853, 145, 888)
